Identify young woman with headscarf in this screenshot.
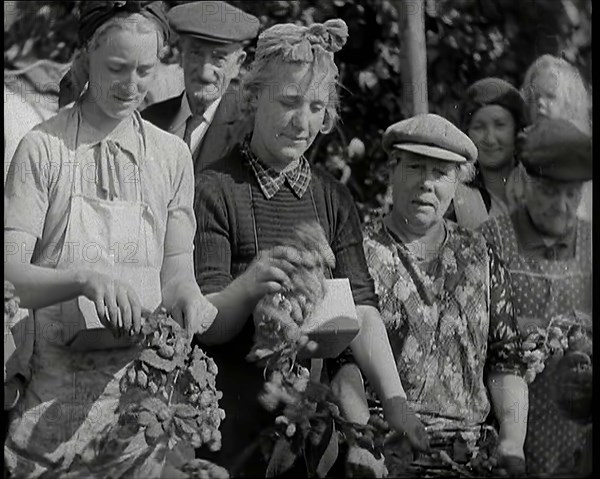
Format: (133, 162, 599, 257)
(4, 2, 217, 476)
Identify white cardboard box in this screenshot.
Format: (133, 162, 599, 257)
(299, 278, 360, 359)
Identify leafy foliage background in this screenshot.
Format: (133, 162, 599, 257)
(4, 0, 592, 220)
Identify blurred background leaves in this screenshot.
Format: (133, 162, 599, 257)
(4, 0, 592, 221)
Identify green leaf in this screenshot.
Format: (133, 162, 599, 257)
(188, 357, 210, 387)
(265, 438, 298, 478)
(138, 411, 155, 426)
(140, 397, 168, 415)
(139, 350, 177, 373)
(452, 436, 471, 463)
(548, 338, 563, 350)
(253, 348, 275, 360)
(316, 423, 339, 478)
(174, 403, 200, 419)
(173, 417, 198, 437)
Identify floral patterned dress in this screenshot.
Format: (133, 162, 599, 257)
(480, 214, 592, 477)
(360, 219, 524, 471)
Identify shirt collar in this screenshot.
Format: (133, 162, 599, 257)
(241, 138, 312, 200)
(75, 105, 142, 160)
(181, 93, 222, 125)
(512, 207, 577, 258)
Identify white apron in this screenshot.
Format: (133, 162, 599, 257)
(5, 110, 164, 478)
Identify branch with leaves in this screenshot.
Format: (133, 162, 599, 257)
(238, 223, 390, 477)
(46, 308, 228, 479)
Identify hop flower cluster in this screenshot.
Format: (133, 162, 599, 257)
(118, 309, 225, 452)
(247, 223, 387, 475)
(4, 280, 20, 322)
(4, 281, 21, 381)
(551, 318, 592, 422)
(257, 365, 389, 474)
(65, 308, 226, 477)
(521, 313, 591, 384)
(179, 459, 230, 479)
(384, 423, 508, 477)
(259, 366, 322, 442)
(247, 222, 335, 364)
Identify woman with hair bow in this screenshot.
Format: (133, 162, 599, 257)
(4, 2, 217, 476)
(194, 19, 428, 477)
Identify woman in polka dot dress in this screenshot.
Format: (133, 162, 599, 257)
(480, 117, 592, 477)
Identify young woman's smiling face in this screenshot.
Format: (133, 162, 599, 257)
(87, 28, 159, 121)
(468, 105, 516, 170)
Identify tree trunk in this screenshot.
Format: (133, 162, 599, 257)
(397, 0, 428, 115)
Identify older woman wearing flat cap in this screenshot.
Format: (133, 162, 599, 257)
(4, 2, 218, 476)
(448, 77, 527, 229)
(337, 114, 528, 476)
(193, 19, 429, 477)
(480, 117, 592, 477)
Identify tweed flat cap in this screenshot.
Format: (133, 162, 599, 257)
(168, 1, 259, 44)
(521, 117, 592, 182)
(383, 114, 478, 163)
(460, 77, 527, 130)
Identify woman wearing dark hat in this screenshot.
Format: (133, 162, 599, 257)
(519, 54, 593, 224)
(340, 113, 528, 476)
(194, 18, 429, 477)
(448, 77, 527, 229)
(4, 2, 217, 476)
(480, 117, 592, 477)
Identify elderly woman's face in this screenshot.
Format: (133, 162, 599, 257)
(252, 62, 331, 167)
(524, 174, 582, 237)
(87, 28, 159, 120)
(391, 152, 458, 232)
(468, 105, 515, 170)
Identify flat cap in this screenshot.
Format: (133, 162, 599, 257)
(383, 114, 478, 163)
(521, 117, 592, 182)
(168, 1, 259, 44)
(461, 77, 527, 130)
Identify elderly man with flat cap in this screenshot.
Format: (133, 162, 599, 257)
(331, 113, 529, 476)
(142, 1, 259, 173)
(480, 117, 592, 477)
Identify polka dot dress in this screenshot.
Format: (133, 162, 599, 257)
(483, 216, 592, 476)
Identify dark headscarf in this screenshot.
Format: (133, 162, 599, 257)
(59, 1, 170, 107)
(78, 1, 170, 47)
(460, 77, 527, 131)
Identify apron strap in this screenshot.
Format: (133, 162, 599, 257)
(248, 183, 260, 257)
(248, 181, 334, 279)
(247, 179, 331, 382)
(308, 186, 334, 280)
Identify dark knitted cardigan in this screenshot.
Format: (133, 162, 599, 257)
(192, 146, 377, 475)
(194, 146, 377, 304)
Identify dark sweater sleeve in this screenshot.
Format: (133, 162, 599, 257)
(194, 171, 234, 295)
(329, 180, 378, 308)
